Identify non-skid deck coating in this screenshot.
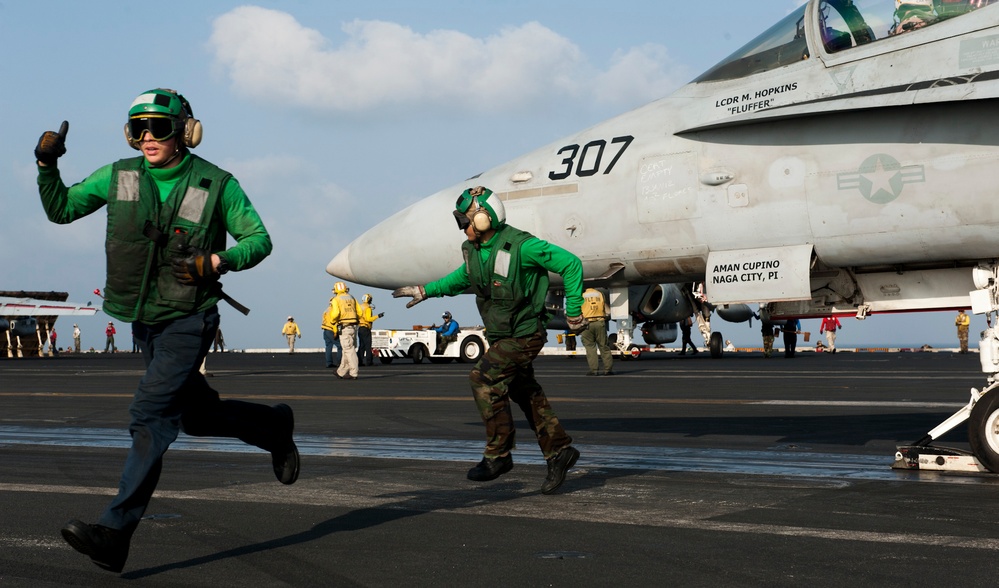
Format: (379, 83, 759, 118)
(2, 351, 998, 586)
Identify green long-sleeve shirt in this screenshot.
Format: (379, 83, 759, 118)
(424, 229, 584, 317)
(38, 153, 272, 324)
(37, 154, 271, 272)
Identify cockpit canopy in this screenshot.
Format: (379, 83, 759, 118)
(695, 0, 997, 83)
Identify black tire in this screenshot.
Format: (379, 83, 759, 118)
(709, 332, 724, 358)
(460, 337, 484, 363)
(410, 344, 427, 364)
(619, 343, 641, 361)
(969, 390, 999, 473)
(378, 356, 394, 365)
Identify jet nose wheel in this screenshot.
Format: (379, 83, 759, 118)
(969, 390, 999, 473)
(709, 332, 724, 358)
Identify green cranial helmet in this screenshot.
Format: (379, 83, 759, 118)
(455, 186, 506, 232)
(129, 88, 189, 119)
(125, 88, 202, 149)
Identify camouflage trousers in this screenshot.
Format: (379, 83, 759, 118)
(959, 325, 969, 353)
(762, 335, 774, 358)
(469, 331, 572, 460)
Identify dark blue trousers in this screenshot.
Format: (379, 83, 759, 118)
(98, 306, 287, 533)
(358, 326, 373, 366)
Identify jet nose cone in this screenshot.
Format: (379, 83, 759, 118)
(327, 245, 354, 282)
(325, 186, 465, 289)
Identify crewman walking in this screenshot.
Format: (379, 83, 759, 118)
(330, 282, 360, 379)
(820, 315, 843, 354)
(580, 287, 613, 376)
(679, 316, 698, 355)
(282, 316, 301, 353)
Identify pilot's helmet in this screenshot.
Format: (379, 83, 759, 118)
(442, 311, 452, 321)
(287, 316, 293, 321)
(454, 186, 506, 232)
(334, 282, 348, 294)
(362, 293, 372, 304)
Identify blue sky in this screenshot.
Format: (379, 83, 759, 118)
(0, 1, 980, 350)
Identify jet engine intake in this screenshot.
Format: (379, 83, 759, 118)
(631, 284, 692, 323)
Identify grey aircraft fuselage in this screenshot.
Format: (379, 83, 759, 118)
(329, 0, 999, 325)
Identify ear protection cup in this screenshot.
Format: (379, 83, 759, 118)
(183, 118, 202, 148)
(472, 207, 493, 232)
(175, 92, 201, 148)
(457, 186, 505, 234)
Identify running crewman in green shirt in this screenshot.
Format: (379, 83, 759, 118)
(36, 88, 299, 574)
(394, 186, 587, 494)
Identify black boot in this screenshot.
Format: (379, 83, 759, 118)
(271, 403, 300, 485)
(61, 519, 130, 573)
(467, 454, 513, 481)
(541, 446, 580, 494)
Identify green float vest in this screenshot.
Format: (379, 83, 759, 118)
(103, 155, 230, 324)
(462, 225, 548, 342)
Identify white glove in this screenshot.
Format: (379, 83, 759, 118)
(566, 314, 588, 334)
(393, 285, 427, 308)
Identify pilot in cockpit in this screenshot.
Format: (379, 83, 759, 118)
(891, 0, 994, 35)
(890, 0, 937, 35)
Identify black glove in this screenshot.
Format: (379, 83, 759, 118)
(35, 121, 69, 166)
(171, 246, 218, 286)
(377, 312, 385, 318)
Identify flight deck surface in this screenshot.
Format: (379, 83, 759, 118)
(2, 351, 997, 586)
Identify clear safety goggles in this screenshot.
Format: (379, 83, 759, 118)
(127, 116, 180, 142)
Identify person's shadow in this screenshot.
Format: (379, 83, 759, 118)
(123, 465, 631, 579)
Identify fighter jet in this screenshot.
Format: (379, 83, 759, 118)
(329, 0, 999, 472)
